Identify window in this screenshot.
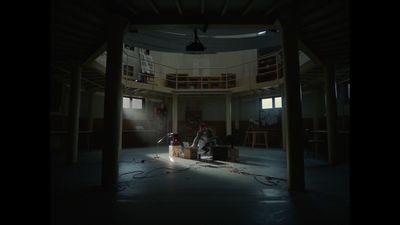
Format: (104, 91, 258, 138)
(123, 97, 143, 109)
(274, 97, 282, 108)
(131, 98, 143, 109)
(347, 83, 350, 99)
(123, 65, 134, 76)
(261, 96, 282, 109)
(262, 98, 273, 109)
(123, 97, 131, 108)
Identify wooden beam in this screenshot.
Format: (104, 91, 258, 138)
(148, 0, 160, 15)
(52, 15, 105, 36)
(307, 32, 348, 44)
(82, 42, 107, 66)
(263, 0, 287, 16)
(51, 39, 91, 49)
(51, 32, 93, 45)
(300, 2, 344, 26)
(122, 1, 138, 15)
(298, 0, 329, 15)
(302, 22, 349, 39)
(220, 0, 230, 16)
(319, 50, 349, 58)
(51, 25, 99, 42)
(175, 0, 183, 15)
(241, 0, 254, 16)
(81, 77, 104, 88)
(309, 39, 350, 52)
(53, 1, 104, 27)
(298, 40, 325, 67)
(302, 17, 348, 33)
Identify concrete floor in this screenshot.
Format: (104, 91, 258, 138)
(51, 146, 349, 225)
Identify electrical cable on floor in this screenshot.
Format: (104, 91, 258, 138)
(118, 158, 287, 191)
(254, 175, 277, 186)
(118, 165, 193, 191)
(229, 167, 286, 187)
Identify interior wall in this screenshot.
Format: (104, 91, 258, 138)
(92, 92, 105, 118)
(177, 95, 226, 121)
(302, 90, 325, 119)
(238, 97, 260, 122)
(336, 82, 350, 116)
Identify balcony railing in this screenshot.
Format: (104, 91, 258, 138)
(115, 50, 283, 91)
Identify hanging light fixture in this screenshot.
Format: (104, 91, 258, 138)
(186, 28, 206, 52)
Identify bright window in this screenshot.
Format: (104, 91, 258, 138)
(123, 97, 143, 109)
(123, 97, 131, 108)
(261, 96, 282, 109)
(131, 98, 143, 109)
(347, 83, 350, 99)
(274, 97, 282, 108)
(262, 98, 273, 109)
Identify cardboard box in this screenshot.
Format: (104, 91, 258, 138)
(169, 145, 182, 157)
(184, 147, 197, 159)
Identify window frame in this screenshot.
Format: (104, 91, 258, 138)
(122, 96, 144, 109)
(261, 96, 282, 109)
(123, 64, 134, 76)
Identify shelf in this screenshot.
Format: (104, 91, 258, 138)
(257, 51, 279, 83)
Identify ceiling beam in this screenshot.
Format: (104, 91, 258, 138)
(52, 15, 105, 36)
(300, 2, 345, 26)
(51, 25, 98, 43)
(298, 40, 325, 67)
(51, 33, 94, 45)
(52, 1, 104, 27)
(302, 23, 349, 40)
(51, 23, 99, 40)
(311, 43, 349, 53)
(241, 0, 254, 16)
(51, 39, 91, 50)
(82, 42, 107, 66)
(319, 49, 349, 57)
(302, 36, 348, 50)
(307, 31, 348, 44)
(263, 0, 286, 16)
(220, 0, 230, 16)
(122, 1, 138, 15)
(81, 77, 104, 89)
(175, 0, 183, 15)
(302, 17, 348, 33)
(148, 0, 160, 15)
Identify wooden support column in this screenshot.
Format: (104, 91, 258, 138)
(87, 91, 95, 151)
(279, 5, 305, 191)
(234, 98, 240, 130)
(67, 62, 81, 164)
(324, 63, 338, 166)
(312, 90, 321, 139)
(101, 14, 127, 192)
(280, 83, 287, 151)
(172, 94, 178, 133)
(226, 94, 232, 135)
(87, 91, 95, 132)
